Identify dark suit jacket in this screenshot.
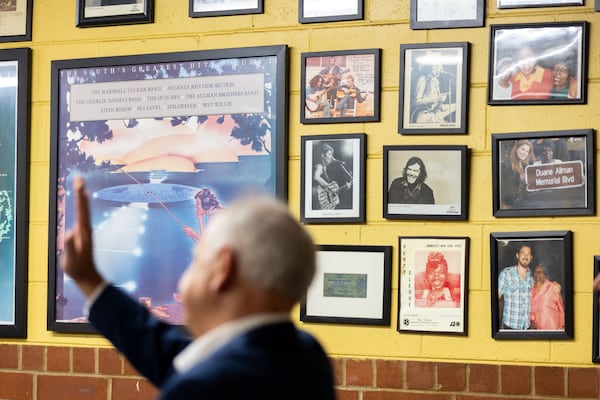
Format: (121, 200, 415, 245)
(89, 286, 335, 399)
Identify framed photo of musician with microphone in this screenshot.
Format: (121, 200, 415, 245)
(398, 42, 469, 134)
(300, 133, 366, 223)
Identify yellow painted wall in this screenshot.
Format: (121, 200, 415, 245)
(2, 0, 600, 367)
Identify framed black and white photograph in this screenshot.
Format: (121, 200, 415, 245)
(492, 129, 594, 217)
(76, 0, 153, 27)
(301, 134, 365, 224)
(398, 42, 469, 134)
(488, 21, 587, 105)
(0, 0, 32, 42)
(299, 0, 363, 24)
(398, 237, 469, 335)
(300, 245, 392, 326)
(592, 256, 600, 363)
(410, 0, 484, 29)
(189, 0, 263, 18)
(301, 48, 380, 124)
(498, 0, 583, 8)
(383, 145, 468, 220)
(490, 231, 573, 339)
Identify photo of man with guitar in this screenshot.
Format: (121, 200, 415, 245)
(312, 142, 354, 210)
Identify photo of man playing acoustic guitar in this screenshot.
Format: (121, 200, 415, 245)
(312, 142, 354, 210)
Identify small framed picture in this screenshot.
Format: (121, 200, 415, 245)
(492, 129, 594, 217)
(299, 0, 364, 24)
(300, 134, 366, 223)
(498, 0, 583, 8)
(301, 49, 380, 124)
(398, 237, 469, 335)
(488, 21, 588, 105)
(410, 0, 484, 30)
(383, 145, 468, 220)
(399, 42, 469, 134)
(189, 0, 263, 17)
(596, 0, 600, 11)
(0, 0, 32, 42)
(593, 256, 600, 363)
(76, 0, 153, 27)
(300, 245, 392, 326)
(490, 231, 573, 339)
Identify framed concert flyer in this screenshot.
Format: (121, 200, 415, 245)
(190, 0, 263, 17)
(383, 145, 468, 220)
(0, 48, 30, 338)
(300, 245, 392, 326)
(492, 129, 594, 217)
(76, 0, 154, 27)
(299, 0, 364, 23)
(490, 231, 573, 339)
(300, 48, 380, 124)
(410, 0, 484, 29)
(0, 0, 32, 42)
(498, 0, 582, 8)
(398, 237, 469, 335)
(488, 21, 587, 105)
(47, 45, 288, 333)
(592, 256, 600, 363)
(398, 42, 469, 134)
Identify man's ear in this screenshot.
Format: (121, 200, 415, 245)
(209, 247, 236, 293)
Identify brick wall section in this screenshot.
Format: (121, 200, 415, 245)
(0, 344, 599, 399)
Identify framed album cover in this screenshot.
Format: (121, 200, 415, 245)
(410, 0, 484, 29)
(77, 0, 153, 27)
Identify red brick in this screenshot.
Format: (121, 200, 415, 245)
(534, 366, 564, 396)
(37, 375, 106, 400)
(99, 348, 122, 375)
(346, 358, 373, 386)
(73, 347, 96, 373)
(331, 357, 344, 386)
(124, 358, 143, 376)
(437, 362, 466, 392)
(47, 346, 70, 372)
(111, 378, 158, 400)
(365, 391, 452, 400)
(0, 344, 19, 369)
(0, 372, 33, 400)
(568, 368, 599, 398)
(501, 365, 531, 395)
(22, 345, 44, 371)
(469, 364, 498, 393)
(375, 359, 404, 389)
(406, 360, 435, 390)
(336, 389, 359, 400)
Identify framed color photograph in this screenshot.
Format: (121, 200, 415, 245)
(399, 42, 469, 134)
(398, 237, 469, 335)
(301, 134, 366, 224)
(0, 0, 32, 42)
(492, 129, 594, 217)
(0, 48, 30, 338)
(593, 256, 600, 363)
(488, 21, 587, 105)
(490, 231, 573, 339)
(300, 245, 392, 326)
(190, 0, 263, 17)
(410, 0, 484, 29)
(498, 0, 583, 8)
(47, 45, 288, 333)
(76, 0, 153, 27)
(299, 0, 363, 23)
(301, 49, 380, 124)
(383, 145, 468, 220)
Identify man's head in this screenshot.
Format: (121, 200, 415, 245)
(539, 141, 555, 163)
(552, 61, 573, 90)
(515, 245, 533, 269)
(517, 46, 537, 75)
(320, 143, 334, 165)
(425, 252, 448, 290)
(403, 157, 427, 185)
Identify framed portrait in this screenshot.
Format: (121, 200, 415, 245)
(593, 257, 600, 363)
(300, 48, 380, 124)
(189, 0, 263, 17)
(410, 0, 484, 30)
(300, 245, 392, 326)
(0, 0, 32, 42)
(490, 231, 573, 339)
(398, 237, 469, 335)
(383, 145, 468, 220)
(0, 48, 30, 338)
(497, 0, 583, 8)
(300, 133, 366, 224)
(492, 129, 594, 217)
(76, 0, 153, 27)
(299, 0, 363, 24)
(47, 45, 288, 333)
(488, 21, 588, 105)
(398, 42, 469, 134)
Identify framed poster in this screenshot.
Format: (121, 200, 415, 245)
(189, 0, 263, 17)
(0, 0, 32, 42)
(399, 42, 469, 134)
(76, 0, 153, 27)
(300, 245, 392, 326)
(488, 21, 587, 105)
(593, 256, 600, 363)
(498, 0, 583, 8)
(300, 133, 366, 224)
(0, 48, 30, 338)
(300, 48, 380, 124)
(490, 231, 573, 339)
(299, 0, 363, 24)
(383, 145, 468, 220)
(398, 237, 469, 335)
(410, 0, 484, 29)
(492, 129, 594, 217)
(47, 45, 288, 333)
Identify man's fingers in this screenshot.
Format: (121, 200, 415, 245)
(74, 177, 92, 237)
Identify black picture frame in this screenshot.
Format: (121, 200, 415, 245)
(0, 48, 30, 338)
(398, 42, 469, 134)
(47, 45, 288, 333)
(488, 21, 588, 105)
(0, 0, 32, 42)
(596, 0, 600, 11)
(497, 0, 583, 8)
(189, 0, 263, 17)
(76, 0, 154, 28)
(410, 0, 484, 29)
(300, 245, 392, 326)
(300, 133, 366, 224)
(491, 129, 594, 217)
(299, 0, 363, 24)
(383, 145, 468, 220)
(490, 231, 573, 339)
(592, 256, 600, 363)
